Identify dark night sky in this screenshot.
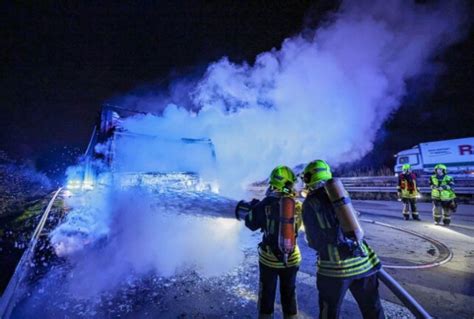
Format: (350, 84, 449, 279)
(1, 1, 473, 178)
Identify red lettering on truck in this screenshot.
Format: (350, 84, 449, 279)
(459, 144, 473, 155)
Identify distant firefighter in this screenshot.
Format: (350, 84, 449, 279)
(430, 164, 456, 226)
(301, 160, 385, 319)
(397, 164, 420, 220)
(235, 165, 301, 319)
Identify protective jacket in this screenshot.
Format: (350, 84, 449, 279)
(430, 174, 456, 201)
(302, 187, 381, 279)
(245, 191, 302, 269)
(397, 172, 418, 199)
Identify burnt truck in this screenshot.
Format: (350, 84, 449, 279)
(67, 104, 217, 190)
(394, 137, 474, 175)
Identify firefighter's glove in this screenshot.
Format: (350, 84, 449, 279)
(235, 199, 260, 221)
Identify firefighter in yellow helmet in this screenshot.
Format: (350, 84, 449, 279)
(397, 164, 420, 220)
(301, 160, 384, 319)
(430, 164, 456, 226)
(235, 165, 302, 319)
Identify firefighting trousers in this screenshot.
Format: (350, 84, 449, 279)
(258, 262, 298, 316)
(401, 198, 418, 217)
(432, 200, 454, 224)
(317, 271, 385, 319)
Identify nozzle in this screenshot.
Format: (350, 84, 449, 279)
(235, 199, 260, 220)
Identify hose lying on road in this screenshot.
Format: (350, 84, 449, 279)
(359, 216, 452, 318)
(360, 217, 453, 269)
(378, 268, 433, 319)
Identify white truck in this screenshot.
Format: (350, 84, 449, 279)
(394, 137, 474, 175)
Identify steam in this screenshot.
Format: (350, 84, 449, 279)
(112, 0, 468, 196)
(51, 184, 247, 297)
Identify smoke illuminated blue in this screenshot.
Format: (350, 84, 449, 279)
(46, 0, 469, 309)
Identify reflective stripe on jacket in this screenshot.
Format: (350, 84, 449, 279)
(259, 244, 302, 269)
(302, 187, 381, 279)
(397, 172, 418, 199)
(317, 242, 381, 278)
(245, 191, 302, 269)
(430, 175, 456, 201)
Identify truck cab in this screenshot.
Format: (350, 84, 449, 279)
(394, 146, 423, 174)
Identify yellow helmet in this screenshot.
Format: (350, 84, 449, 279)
(434, 163, 447, 174)
(302, 160, 332, 187)
(269, 165, 296, 194)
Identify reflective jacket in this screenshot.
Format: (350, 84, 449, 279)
(245, 191, 302, 269)
(430, 174, 456, 201)
(302, 187, 381, 279)
(397, 172, 418, 199)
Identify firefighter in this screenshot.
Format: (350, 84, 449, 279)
(301, 160, 384, 319)
(236, 166, 301, 319)
(430, 164, 456, 226)
(397, 164, 420, 220)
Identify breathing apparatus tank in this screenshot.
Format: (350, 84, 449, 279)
(279, 196, 296, 265)
(324, 178, 364, 244)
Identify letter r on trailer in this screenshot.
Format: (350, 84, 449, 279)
(459, 145, 473, 155)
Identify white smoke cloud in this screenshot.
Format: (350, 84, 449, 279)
(113, 0, 468, 196)
(51, 184, 247, 297)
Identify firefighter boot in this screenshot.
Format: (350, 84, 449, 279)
(442, 207, 451, 226)
(259, 314, 274, 319)
(412, 212, 420, 221)
(433, 206, 442, 225)
(403, 203, 410, 220)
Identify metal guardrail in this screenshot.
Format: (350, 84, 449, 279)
(0, 188, 62, 319)
(340, 176, 474, 182)
(345, 186, 474, 195)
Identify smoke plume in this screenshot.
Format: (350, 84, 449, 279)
(113, 0, 468, 196)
